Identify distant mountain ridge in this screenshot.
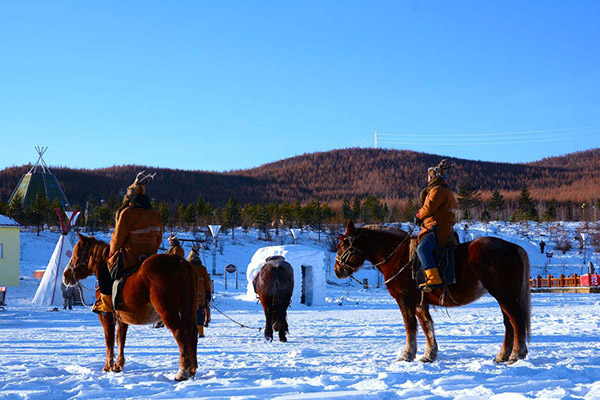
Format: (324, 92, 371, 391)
(1, 148, 598, 207)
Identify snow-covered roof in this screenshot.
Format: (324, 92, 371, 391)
(246, 245, 327, 305)
(0, 214, 20, 227)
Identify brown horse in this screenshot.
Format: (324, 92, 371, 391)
(335, 221, 531, 364)
(63, 233, 199, 380)
(253, 256, 294, 342)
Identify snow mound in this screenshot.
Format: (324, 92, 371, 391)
(246, 245, 327, 306)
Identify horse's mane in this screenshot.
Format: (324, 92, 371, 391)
(81, 234, 109, 248)
(361, 224, 408, 238)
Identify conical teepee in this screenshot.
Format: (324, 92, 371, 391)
(9, 147, 70, 209)
(32, 210, 80, 306)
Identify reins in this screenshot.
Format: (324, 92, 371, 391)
(210, 303, 263, 332)
(338, 225, 416, 287)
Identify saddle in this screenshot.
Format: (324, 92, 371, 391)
(414, 229, 459, 289)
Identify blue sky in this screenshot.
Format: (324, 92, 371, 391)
(1, 1, 599, 171)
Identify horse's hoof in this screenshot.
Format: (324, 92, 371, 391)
(111, 365, 123, 373)
(264, 336, 273, 343)
(397, 354, 415, 362)
(102, 365, 112, 372)
(279, 336, 287, 342)
(419, 355, 435, 363)
(174, 369, 190, 381)
(494, 355, 509, 363)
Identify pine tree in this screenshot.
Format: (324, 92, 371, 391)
(402, 199, 418, 222)
(543, 199, 558, 222)
(566, 200, 574, 221)
(457, 181, 481, 220)
(156, 201, 171, 226)
(514, 185, 538, 221)
(341, 198, 352, 221)
(184, 204, 196, 228)
(486, 190, 505, 220)
(31, 194, 50, 235)
(223, 197, 242, 238)
(351, 198, 361, 222)
(6, 193, 25, 223)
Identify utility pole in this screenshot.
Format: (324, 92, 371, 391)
(374, 129, 378, 148)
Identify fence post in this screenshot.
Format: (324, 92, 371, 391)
(560, 274, 565, 287)
(548, 274, 552, 288)
(363, 278, 369, 290)
(574, 273, 579, 286)
(537, 275, 542, 288)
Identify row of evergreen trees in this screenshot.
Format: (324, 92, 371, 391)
(455, 182, 600, 222)
(2, 185, 599, 236)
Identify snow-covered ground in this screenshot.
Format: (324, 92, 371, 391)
(1, 222, 599, 399)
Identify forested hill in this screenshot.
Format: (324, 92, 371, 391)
(1, 148, 599, 207)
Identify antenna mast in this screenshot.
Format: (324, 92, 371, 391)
(374, 129, 378, 148)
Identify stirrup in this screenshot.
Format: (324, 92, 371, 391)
(92, 299, 113, 317)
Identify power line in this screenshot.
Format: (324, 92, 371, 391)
(377, 126, 589, 138)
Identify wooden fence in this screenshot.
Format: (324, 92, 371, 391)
(530, 274, 599, 288)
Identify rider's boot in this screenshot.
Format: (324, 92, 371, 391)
(419, 267, 443, 293)
(198, 325, 205, 338)
(92, 293, 113, 316)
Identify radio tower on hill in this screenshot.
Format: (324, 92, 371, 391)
(374, 129, 378, 148)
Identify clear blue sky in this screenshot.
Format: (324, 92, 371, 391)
(1, 1, 599, 171)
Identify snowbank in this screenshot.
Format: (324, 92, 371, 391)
(246, 245, 327, 306)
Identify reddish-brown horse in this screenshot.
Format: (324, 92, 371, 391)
(63, 233, 199, 380)
(335, 221, 531, 364)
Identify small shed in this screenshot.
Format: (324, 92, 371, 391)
(246, 245, 327, 306)
(0, 214, 20, 287)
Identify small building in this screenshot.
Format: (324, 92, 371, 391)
(0, 214, 21, 287)
(246, 245, 327, 306)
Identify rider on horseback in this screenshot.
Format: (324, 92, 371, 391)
(92, 171, 163, 315)
(415, 159, 457, 292)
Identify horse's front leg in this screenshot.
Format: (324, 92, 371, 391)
(112, 321, 129, 372)
(99, 314, 116, 372)
(397, 304, 418, 362)
(416, 305, 438, 362)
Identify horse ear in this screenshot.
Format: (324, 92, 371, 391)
(77, 232, 84, 241)
(345, 220, 356, 236)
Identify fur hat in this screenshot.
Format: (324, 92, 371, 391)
(428, 159, 451, 179)
(187, 246, 203, 265)
(127, 170, 156, 197)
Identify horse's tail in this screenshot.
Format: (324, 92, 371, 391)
(517, 247, 531, 342)
(181, 261, 199, 334)
(271, 276, 289, 333)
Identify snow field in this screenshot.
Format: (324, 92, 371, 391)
(1, 223, 599, 399)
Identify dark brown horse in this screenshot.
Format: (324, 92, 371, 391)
(335, 221, 531, 364)
(253, 256, 294, 342)
(63, 233, 199, 380)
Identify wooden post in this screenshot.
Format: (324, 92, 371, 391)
(574, 273, 579, 286)
(537, 275, 542, 288)
(363, 278, 368, 290)
(560, 274, 565, 287)
(548, 274, 552, 288)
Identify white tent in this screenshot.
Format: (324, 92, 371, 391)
(246, 245, 327, 306)
(32, 210, 93, 307)
(32, 233, 74, 306)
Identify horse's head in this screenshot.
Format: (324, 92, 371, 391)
(63, 232, 97, 286)
(334, 221, 367, 279)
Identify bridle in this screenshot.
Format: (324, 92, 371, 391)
(64, 240, 94, 286)
(335, 225, 416, 285)
(335, 230, 366, 277)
